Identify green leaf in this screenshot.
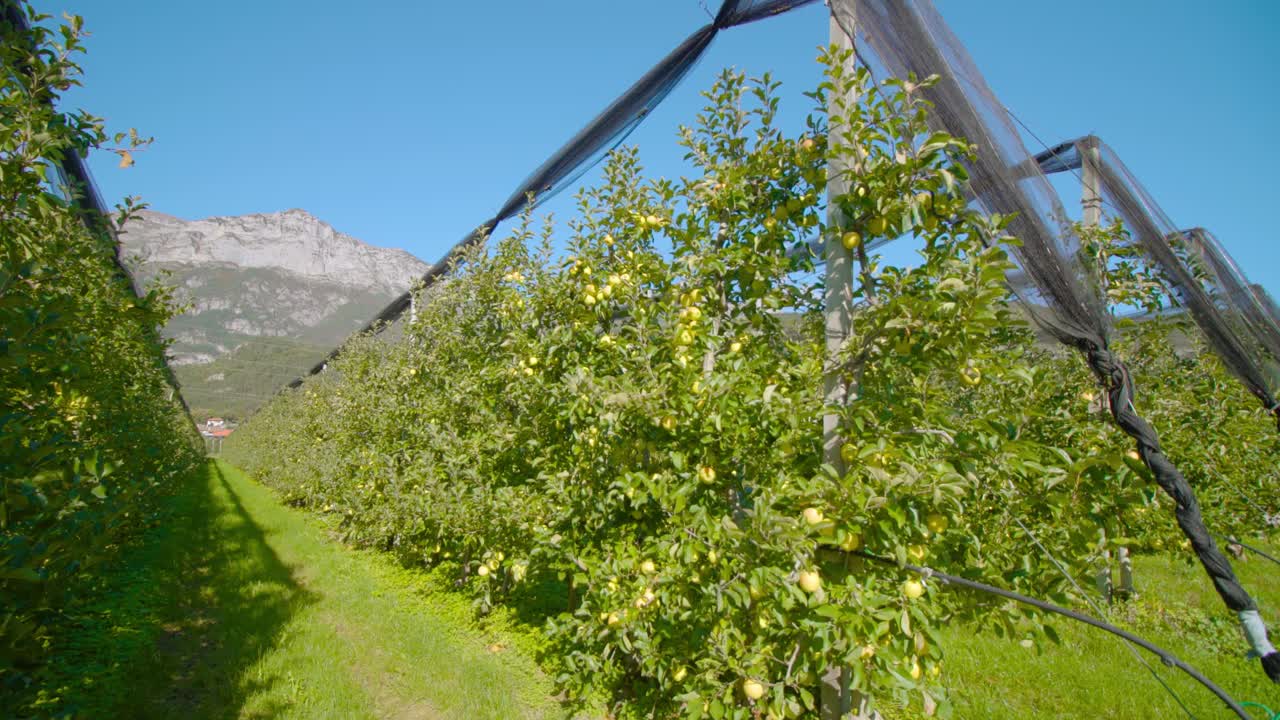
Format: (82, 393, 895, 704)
(0, 567, 42, 582)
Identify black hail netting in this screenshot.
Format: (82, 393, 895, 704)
(295, 0, 822, 381)
(1186, 228, 1280, 378)
(1094, 143, 1280, 427)
(848, 0, 1107, 348)
(849, 0, 1279, 682)
(1034, 137, 1280, 428)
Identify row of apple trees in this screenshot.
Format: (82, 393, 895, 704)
(0, 5, 204, 689)
(224, 49, 1277, 718)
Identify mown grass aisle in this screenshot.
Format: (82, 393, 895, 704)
(26, 459, 1276, 720)
(41, 461, 563, 719)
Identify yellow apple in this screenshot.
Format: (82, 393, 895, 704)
(640, 559, 656, 574)
(798, 570, 821, 593)
(903, 579, 925, 599)
(803, 507, 824, 526)
(842, 230, 863, 250)
(673, 666, 688, 682)
(926, 513, 949, 534)
(742, 679, 766, 700)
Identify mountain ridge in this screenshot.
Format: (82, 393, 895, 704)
(121, 208, 427, 295)
(119, 208, 429, 419)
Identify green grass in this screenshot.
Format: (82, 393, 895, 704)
(886, 541, 1280, 719)
(20, 461, 568, 719)
(18, 460, 1277, 718)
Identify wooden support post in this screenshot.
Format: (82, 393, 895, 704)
(822, 2, 864, 718)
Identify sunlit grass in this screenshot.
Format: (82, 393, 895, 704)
(23, 461, 566, 719)
(23, 460, 1274, 719)
(887, 538, 1280, 719)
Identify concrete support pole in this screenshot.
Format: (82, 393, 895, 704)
(1095, 529, 1114, 603)
(823, 8, 855, 469)
(1117, 546, 1135, 598)
(1080, 135, 1135, 601)
(1081, 136, 1102, 229)
(821, 2, 868, 718)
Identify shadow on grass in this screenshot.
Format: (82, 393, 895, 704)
(26, 458, 318, 717)
(120, 458, 320, 717)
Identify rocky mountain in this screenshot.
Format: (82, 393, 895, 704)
(120, 209, 429, 419)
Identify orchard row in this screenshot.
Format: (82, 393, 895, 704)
(1, 8, 204, 691)
(226, 54, 1277, 719)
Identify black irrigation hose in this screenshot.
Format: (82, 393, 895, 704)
(1212, 532, 1280, 569)
(853, 551, 1251, 720)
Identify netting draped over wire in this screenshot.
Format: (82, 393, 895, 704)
(848, 0, 1279, 682)
(1190, 228, 1280, 367)
(1034, 136, 1280, 428)
(293, 0, 822, 383)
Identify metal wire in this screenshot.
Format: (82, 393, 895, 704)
(853, 550, 1251, 719)
(1210, 532, 1280, 569)
(1010, 514, 1199, 719)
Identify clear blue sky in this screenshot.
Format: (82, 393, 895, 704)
(38, 0, 1280, 298)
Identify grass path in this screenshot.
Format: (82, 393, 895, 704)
(21, 460, 1277, 718)
(37, 461, 564, 719)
